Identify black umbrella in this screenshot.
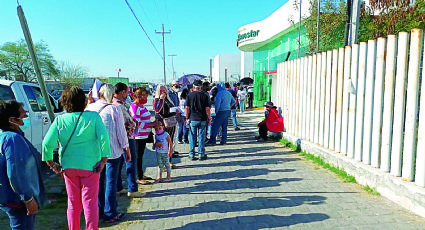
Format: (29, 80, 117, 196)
(240, 77, 254, 85)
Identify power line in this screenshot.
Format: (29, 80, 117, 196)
(124, 0, 163, 60)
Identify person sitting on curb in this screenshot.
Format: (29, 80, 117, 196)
(256, 102, 284, 142)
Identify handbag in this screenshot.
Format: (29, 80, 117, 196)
(146, 131, 154, 143)
(163, 115, 178, 128)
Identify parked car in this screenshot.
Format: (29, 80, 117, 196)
(0, 80, 64, 152)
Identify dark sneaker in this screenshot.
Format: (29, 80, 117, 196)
(178, 141, 184, 144)
(189, 157, 199, 161)
(184, 140, 189, 144)
(234, 127, 240, 131)
(105, 213, 125, 223)
(257, 138, 266, 142)
(199, 155, 208, 161)
(205, 141, 216, 146)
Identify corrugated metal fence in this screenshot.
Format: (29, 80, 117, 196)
(274, 29, 425, 187)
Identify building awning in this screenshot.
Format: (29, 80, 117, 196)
(264, 70, 277, 75)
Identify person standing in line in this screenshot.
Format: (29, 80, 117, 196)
(168, 80, 181, 157)
(129, 87, 158, 185)
(185, 80, 211, 160)
(206, 83, 235, 146)
(248, 83, 254, 108)
(225, 82, 240, 131)
(154, 84, 178, 169)
(237, 86, 247, 114)
(0, 101, 46, 230)
(113, 82, 146, 198)
(152, 120, 173, 182)
(86, 84, 131, 223)
(178, 88, 190, 144)
(43, 86, 111, 230)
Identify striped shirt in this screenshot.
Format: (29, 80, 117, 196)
(86, 100, 129, 159)
(129, 103, 152, 139)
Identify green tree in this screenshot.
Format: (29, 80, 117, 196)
(58, 62, 88, 88)
(303, 0, 347, 54)
(0, 39, 59, 82)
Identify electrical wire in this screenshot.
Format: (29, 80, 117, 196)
(124, 0, 163, 60)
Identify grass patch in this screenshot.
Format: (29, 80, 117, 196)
(280, 137, 356, 183)
(363, 185, 380, 196)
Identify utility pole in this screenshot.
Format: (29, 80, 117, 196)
(168, 54, 177, 79)
(316, 0, 320, 53)
(344, 0, 352, 46)
(155, 24, 171, 84)
(209, 57, 213, 83)
(350, 0, 361, 45)
(298, 0, 302, 58)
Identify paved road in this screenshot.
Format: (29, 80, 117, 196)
(115, 109, 425, 230)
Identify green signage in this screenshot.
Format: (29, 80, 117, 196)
(238, 30, 260, 42)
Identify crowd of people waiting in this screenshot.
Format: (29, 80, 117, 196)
(0, 78, 281, 230)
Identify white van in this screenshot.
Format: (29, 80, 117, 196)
(0, 80, 64, 152)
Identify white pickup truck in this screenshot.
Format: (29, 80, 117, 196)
(0, 80, 64, 152)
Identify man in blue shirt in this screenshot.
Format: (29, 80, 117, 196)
(206, 83, 235, 146)
(225, 82, 240, 131)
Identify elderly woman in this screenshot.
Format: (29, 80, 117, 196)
(154, 84, 178, 169)
(0, 100, 45, 230)
(86, 84, 131, 223)
(43, 86, 111, 230)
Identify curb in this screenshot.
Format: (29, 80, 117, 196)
(282, 133, 425, 219)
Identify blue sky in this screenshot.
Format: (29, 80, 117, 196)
(1, 0, 287, 83)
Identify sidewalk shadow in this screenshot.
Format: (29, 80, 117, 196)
(179, 157, 300, 169)
(172, 168, 296, 183)
(147, 177, 303, 198)
(137, 196, 326, 221)
(165, 213, 329, 229)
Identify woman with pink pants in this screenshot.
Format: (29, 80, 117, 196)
(43, 86, 111, 230)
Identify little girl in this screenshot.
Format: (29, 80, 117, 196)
(152, 120, 173, 182)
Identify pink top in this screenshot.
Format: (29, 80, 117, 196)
(129, 103, 152, 139)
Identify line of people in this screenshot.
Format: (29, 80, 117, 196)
(0, 79, 249, 230)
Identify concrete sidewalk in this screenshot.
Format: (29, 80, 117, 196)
(107, 109, 425, 230)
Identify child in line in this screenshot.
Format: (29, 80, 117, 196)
(152, 120, 172, 182)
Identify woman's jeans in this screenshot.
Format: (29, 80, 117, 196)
(230, 109, 238, 129)
(0, 205, 36, 230)
(189, 120, 207, 158)
(210, 110, 231, 144)
(178, 120, 189, 142)
(117, 138, 138, 193)
(63, 168, 100, 230)
(98, 157, 121, 221)
(239, 100, 245, 113)
(136, 139, 148, 180)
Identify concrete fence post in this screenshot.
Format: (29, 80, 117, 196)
(335, 48, 345, 152)
(299, 57, 305, 139)
(314, 53, 322, 144)
(391, 32, 409, 177)
(355, 42, 368, 162)
(319, 52, 327, 146)
(341, 46, 352, 155)
(402, 29, 423, 182)
(310, 55, 318, 142)
(347, 44, 359, 159)
(380, 35, 397, 172)
(371, 37, 387, 168)
(306, 56, 313, 141)
(296, 59, 301, 137)
(363, 40, 377, 165)
(303, 57, 309, 140)
(324, 51, 333, 148)
(415, 31, 425, 187)
(329, 49, 339, 150)
(291, 60, 296, 135)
